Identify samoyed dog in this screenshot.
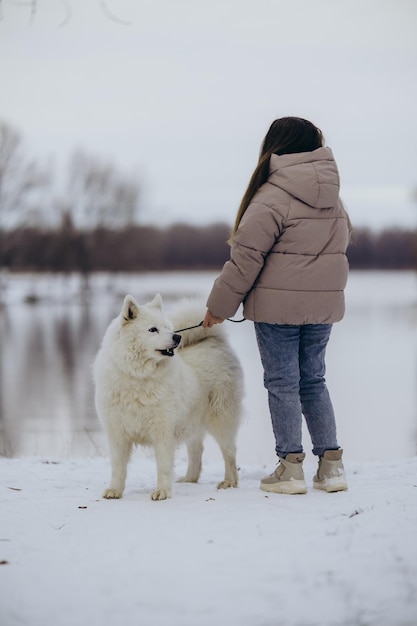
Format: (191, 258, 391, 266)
(93, 293, 243, 501)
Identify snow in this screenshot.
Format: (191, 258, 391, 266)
(1, 270, 417, 625)
(1, 456, 417, 626)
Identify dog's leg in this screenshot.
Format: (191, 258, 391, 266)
(208, 426, 239, 489)
(103, 436, 132, 499)
(151, 440, 176, 501)
(177, 437, 203, 483)
(217, 440, 239, 489)
(206, 381, 241, 489)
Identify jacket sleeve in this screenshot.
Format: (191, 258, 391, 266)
(206, 202, 284, 319)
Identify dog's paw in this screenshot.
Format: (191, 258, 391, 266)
(217, 480, 238, 490)
(103, 488, 123, 499)
(151, 488, 171, 501)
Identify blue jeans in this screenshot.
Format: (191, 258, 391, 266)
(254, 322, 340, 458)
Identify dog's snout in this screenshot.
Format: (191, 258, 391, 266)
(173, 333, 181, 347)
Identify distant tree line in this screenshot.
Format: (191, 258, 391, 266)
(0, 222, 232, 273)
(0, 223, 415, 272)
(347, 228, 416, 270)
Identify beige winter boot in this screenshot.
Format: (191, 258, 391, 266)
(313, 449, 348, 493)
(260, 453, 307, 494)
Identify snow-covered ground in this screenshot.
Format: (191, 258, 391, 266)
(1, 456, 417, 626)
(1, 270, 417, 625)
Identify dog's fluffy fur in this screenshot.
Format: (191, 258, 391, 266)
(93, 294, 243, 500)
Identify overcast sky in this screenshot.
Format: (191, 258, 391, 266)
(1, 0, 416, 230)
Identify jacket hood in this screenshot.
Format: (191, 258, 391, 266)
(268, 147, 340, 209)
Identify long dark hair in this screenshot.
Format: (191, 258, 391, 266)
(229, 117, 324, 242)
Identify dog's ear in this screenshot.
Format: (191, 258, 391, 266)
(148, 293, 163, 310)
(122, 295, 139, 323)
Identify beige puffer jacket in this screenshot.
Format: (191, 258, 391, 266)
(206, 147, 351, 325)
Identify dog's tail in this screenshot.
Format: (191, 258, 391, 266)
(169, 298, 226, 349)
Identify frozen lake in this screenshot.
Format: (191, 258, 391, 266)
(0, 270, 416, 465)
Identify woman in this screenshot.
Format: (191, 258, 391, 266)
(203, 117, 351, 494)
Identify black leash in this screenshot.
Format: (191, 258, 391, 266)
(174, 317, 245, 334)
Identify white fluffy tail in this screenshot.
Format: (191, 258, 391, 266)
(168, 299, 225, 348)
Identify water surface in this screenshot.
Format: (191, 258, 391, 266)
(0, 271, 415, 463)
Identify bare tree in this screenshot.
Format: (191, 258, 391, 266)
(0, 121, 49, 227)
(0, 1, 131, 26)
(66, 149, 141, 229)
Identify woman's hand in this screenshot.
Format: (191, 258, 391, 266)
(203, 309, 224, 328)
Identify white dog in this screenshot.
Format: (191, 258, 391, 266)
(93, 294, 243, 500)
